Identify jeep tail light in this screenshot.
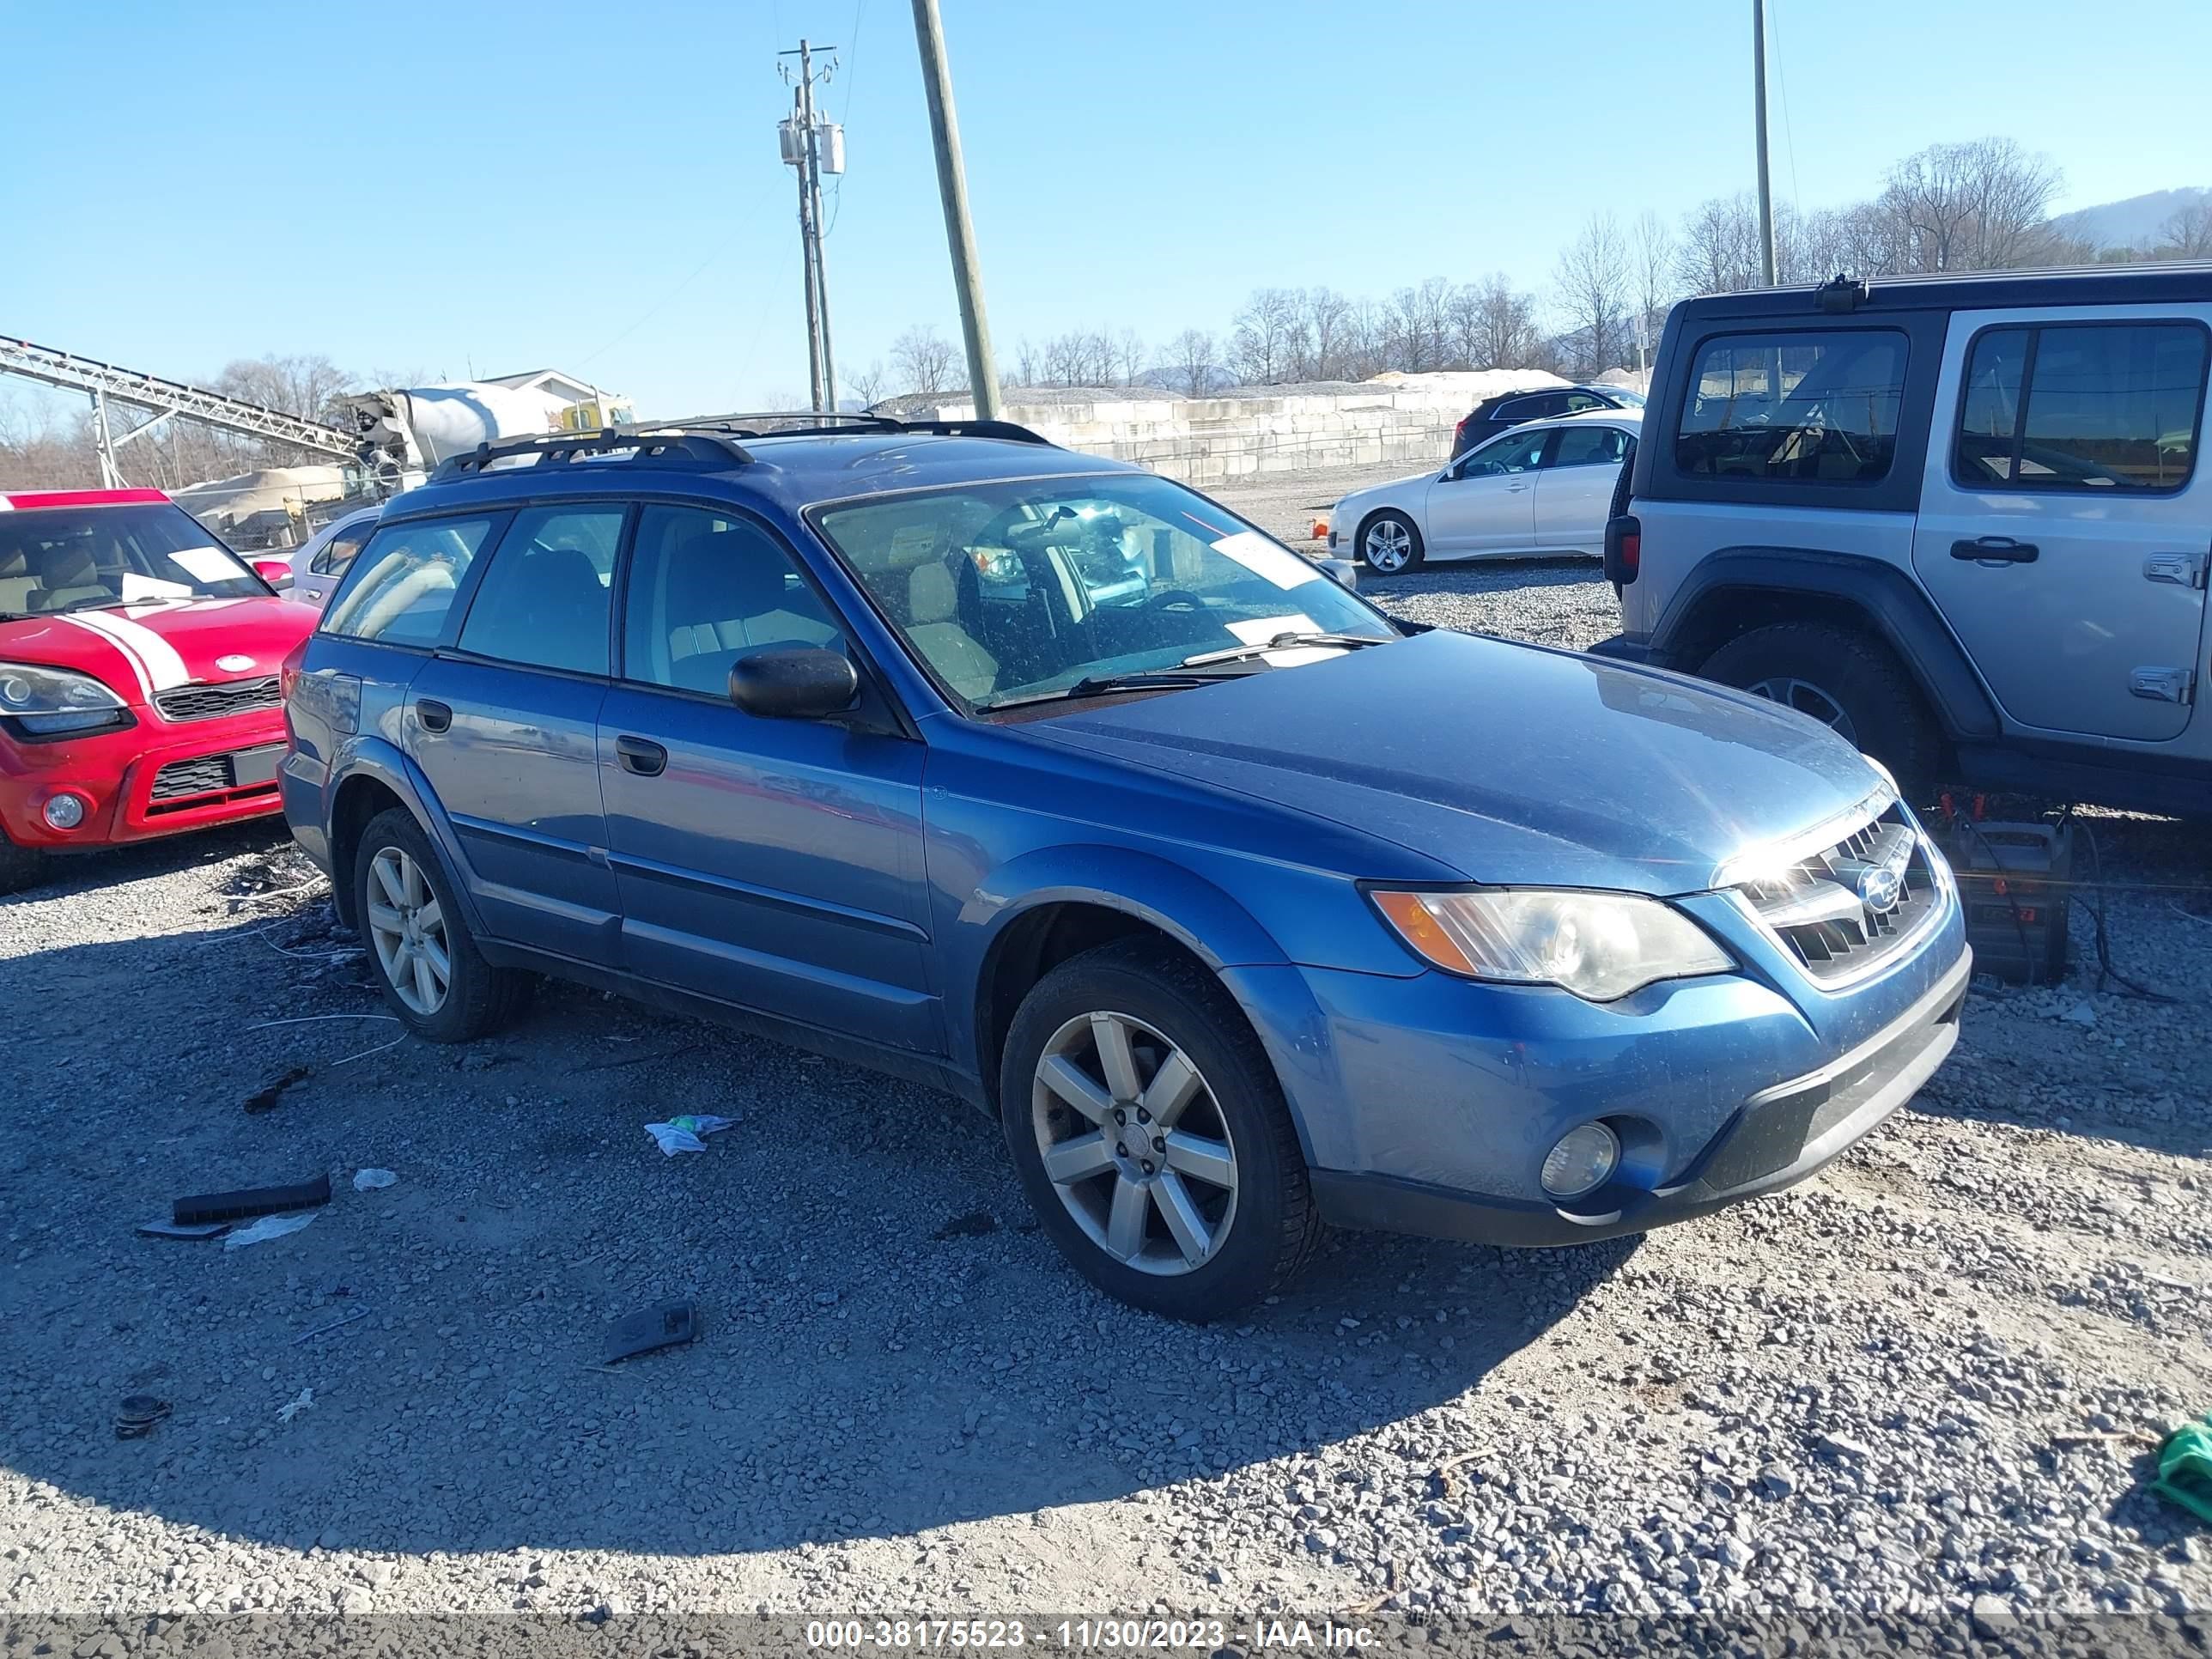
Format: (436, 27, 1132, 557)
(1602, 514, 1640, 586)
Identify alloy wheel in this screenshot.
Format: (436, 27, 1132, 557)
(1030, 1010, 1240, 1277)
(1744, 675, 1859, 746)
(365, 847, 451, 1016)
(1363, 519, 1413, 574)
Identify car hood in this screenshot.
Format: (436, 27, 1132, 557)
(1024, 630, 1889, 896)
(0, 596, 319, 702)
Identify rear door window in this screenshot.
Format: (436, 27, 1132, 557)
(1676, 330, 1908, 484)
(1549, 424, 1632, 468)
(323, 515, 499, 647)
(455, 505, 625, 676)
(1954, 322, 2207, 492)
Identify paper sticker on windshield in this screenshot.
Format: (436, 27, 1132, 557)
(1211, 530, 1320, 590)
(171, 545, 250, 584)
(1226, 613, 1319, 647)
(120, 573, 193, 602)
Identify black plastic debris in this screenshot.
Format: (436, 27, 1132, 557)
(114, 1395, 172, 1440)
(602, 1300, 699, 1364)
(173, 1175, 331, 1227)
(241, 1065, 313, 1115)
(137, 1218, 229, 1240)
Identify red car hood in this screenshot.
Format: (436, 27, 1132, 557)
(0, 597, 319, 703)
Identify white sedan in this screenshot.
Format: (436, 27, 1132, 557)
(259, 503, 382, 609)
(1330, 409, 1639, 574)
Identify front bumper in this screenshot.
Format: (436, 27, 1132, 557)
(1309, 947, 1969, 1247)
(0, 705, 289, 850)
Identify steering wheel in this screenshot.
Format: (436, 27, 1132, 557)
(1145, 589, 1207, 612)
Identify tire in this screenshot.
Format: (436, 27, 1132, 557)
(1699, 622, 1940, 801)
(1355, 510, 1425, 575)
(0, 828, 45, 897)
(1000, 939, 1321, 1321)
(354, 807, 532, 1042)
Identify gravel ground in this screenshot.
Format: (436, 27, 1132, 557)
(3, 464, 2207, 1653)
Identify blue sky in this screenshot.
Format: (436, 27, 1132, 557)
(3, 0, 2207, 419)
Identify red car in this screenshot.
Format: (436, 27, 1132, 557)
(0, 488, 320, 892)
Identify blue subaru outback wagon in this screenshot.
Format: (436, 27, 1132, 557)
(283, 416, 1970, 1319)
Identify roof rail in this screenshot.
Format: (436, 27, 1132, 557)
(888, 417, 1053, 446)
(429, 428, 754, 482)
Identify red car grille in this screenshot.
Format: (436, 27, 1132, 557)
(155, 676, 282, 723)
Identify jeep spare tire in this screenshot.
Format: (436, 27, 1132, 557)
(1700, 622, 1938, 802)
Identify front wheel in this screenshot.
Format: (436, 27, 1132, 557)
(1357, 510, 1425, 575)
(1000, 939, 1320, 1321)
(354, 808, 532, 1042)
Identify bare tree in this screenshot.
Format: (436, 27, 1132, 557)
(1230, 288, 1301, 386)
(1298, 288, 1352, 380)
(1674, 194, 1764, 295)
(1387, 278, 1454, 373)
(2158, 200, 2212, 258)
(1113, 329, 1147, 386)
(1554, 212, 1631, 379)
(1458, 273, 1541, 370)
(1881, 137, 2063, 272)
(847, 360, 890, 407)
(1167, 330, 1222, 396)
(1630, 210, 1676, 368)
(890, 325, 959, 395)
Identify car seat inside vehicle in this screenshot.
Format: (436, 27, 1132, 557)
(659, 528, 842, 696)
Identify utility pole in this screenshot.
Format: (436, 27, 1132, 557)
(910, 0, 1001, 418)
(780, 40, 843, 411)
(1752, 0, 1778, 286)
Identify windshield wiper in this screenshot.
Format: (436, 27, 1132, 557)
(978, 663, 1264, 712)
(1176, 630, 1395, 669)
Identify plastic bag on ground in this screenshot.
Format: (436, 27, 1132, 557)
(223, 1211, 318, 1250)
(645, 1115, 738, 1156)
(352, 1168, 398, 1191)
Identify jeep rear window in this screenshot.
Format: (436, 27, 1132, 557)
(1675, 330, 1907, 486)
(1954, 322, 2207, 493)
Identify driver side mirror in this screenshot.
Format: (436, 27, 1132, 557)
(730, 647, 860, 720)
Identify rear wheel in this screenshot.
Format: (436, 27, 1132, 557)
(355, 808, 532, 1042)
(1357, 510, 1425, 575)
(1700, 622, 1940, 800)
(1000, 939, 1320, 1321)
(0, 828, 46, 897)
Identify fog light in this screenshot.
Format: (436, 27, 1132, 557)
(1540, 1122, 1620, 1200)
(42, 793, 87, 830)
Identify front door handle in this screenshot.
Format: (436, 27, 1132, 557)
(415, 697, 452, 733)
(1951, 536, 2039, 564)
(616, 735, 667, 777)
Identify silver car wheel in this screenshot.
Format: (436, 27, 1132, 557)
(1363, 518, 1413, 574)
(1743, 676, 1859, 746)
(1030, 1010, 1239, 1278)
(365, 847, 451, 1016)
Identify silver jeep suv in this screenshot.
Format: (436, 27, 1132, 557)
(1593, 267, 2211, 814)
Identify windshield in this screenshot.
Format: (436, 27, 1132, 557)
(1605, 386, 1646, 407)
(0, 503, 267, 617)
(812, 472, 1395, 710)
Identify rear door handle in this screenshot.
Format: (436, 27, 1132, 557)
(1951, 537, 2039, 564)
(616, 735, 667, 777)
(415, 697, 452, 733)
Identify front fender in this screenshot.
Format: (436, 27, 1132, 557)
(962, 843, 1288, 971)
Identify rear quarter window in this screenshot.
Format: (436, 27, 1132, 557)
(1676, 330, 1908, 485)
(322, 515, 500, 647)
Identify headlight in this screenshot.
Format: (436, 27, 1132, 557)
(0, 661, 130, 736)
(1370, 887, 1734, 1001)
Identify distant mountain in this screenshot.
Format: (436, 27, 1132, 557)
(2051, 186, 2209, 252)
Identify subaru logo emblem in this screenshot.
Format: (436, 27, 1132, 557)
(216, 653, 255, 672)
(1858, 865, 1905, 915)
